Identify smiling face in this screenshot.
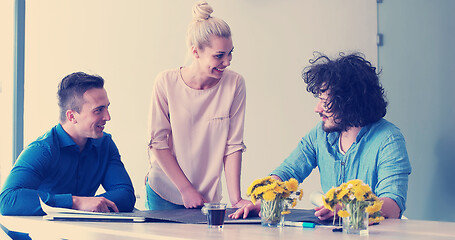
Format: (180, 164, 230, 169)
(194, 35, 233, 81)
(69, 88, 111, 147)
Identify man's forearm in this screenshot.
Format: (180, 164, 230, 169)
(379, 197, 401, 219)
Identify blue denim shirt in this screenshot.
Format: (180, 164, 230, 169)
(0, 124, 136, 215)
(271, 119, 412, 214)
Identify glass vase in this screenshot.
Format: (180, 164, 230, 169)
(342, 203, 369, 235)
(260, 198, 285, 227)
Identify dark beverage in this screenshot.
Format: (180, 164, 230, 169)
(207, 209, 226, 227)
(202, 203, 227, 228)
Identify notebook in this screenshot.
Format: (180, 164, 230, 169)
(40, 198, 332, 225)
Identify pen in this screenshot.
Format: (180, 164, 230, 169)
(283, 221, 315, 228)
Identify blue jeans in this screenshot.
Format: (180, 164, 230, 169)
(145, 184, 185, 210)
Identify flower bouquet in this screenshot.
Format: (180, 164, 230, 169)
(247, 176, 302, 227)
(322, 179, 384, 235)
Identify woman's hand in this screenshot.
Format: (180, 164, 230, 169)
(231, 198, 250, 209)
(181, 187, 207, 208)
(228, 200, 260, 219)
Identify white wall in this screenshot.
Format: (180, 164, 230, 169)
(19, 0, 377, 210)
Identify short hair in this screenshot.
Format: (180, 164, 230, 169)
(57, 72, 104, 122)
(186, 1, 231, 51)
(303, 52, 387, 131)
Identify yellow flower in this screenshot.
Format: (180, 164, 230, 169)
(354, 186, 366, 201)
(247, 186, 254, 196)
(246, 176, 302, 216)
(347, 179, 362, 186)
(252, 185, 267, 197)
(251, 196, 257, 205)
(360, 183, 371, 193)
(285, 178, 299, 192)
(337, 188, 349, 200)
(366, 200, 383, 214)
(282, 191, 291, 199)
(337, 210, 350, 218)
(274, 185, 285, 194)
(369, 216, 385, 224)
(263, 190, 276, 201)
(291, 199, 297, 208)
(322, 198, 333, 211)
(253, 182, 276, 196)
(298, 189, 303, 200)
(247, 178, 264, 195)
(263, 176, 273, 182)
(322, 179, 384, 220)
(268, 182, 278, 191)
(325, 187, 336, 201)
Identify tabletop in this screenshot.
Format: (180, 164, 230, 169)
(1, 215, 455, 240)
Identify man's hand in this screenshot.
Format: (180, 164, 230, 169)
(228, 200, 260, 219)
(72, 196, 119, 213)
(181, 187, 207, 208)
(314, 205, 336, 221)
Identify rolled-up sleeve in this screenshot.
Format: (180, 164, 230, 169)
(271, 127, 319, 183)
(375, 133, 412, 214)
(148, 73, 172, 150)
(225, 76, 247, 156)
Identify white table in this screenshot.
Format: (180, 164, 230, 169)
(1, 216, 455, 240)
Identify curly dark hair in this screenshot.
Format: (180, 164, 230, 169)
(302, 52, 387, 131)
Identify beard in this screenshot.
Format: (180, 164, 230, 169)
(321, 115, 343, 133)
(322, 122, 342, 133)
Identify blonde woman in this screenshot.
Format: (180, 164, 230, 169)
(146, 1, 249, 210)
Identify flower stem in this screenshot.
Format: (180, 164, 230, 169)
(261, 198, 283, 224)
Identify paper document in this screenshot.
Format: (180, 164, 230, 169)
(40, 198, 146, 222)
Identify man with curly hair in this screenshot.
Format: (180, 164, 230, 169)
(230, 52, 412, 220)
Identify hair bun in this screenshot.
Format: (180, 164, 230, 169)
(192, 1, 213, 21)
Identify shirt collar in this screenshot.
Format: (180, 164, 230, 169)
(356, 126, 369, 142)
(326, 119, 381, 146)
(327, 131, 340, 146)
(56, 123, 77, 148)
(356, 119, 385, 142)
(56, 123, 95, 151)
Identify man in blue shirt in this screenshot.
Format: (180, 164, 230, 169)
(0, 72, 136, 215)
(230, 52, 411, 220)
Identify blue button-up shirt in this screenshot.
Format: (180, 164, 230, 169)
(0, 124, 136, 215)
(271, 119, 412, 213)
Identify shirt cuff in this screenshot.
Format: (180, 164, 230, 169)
(269, 170, 288, 181)
(149, 139, 170, 150)
(225, 142, 246, 156)
(53, 193, 73, 209)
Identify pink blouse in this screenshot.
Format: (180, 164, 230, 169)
(147, 68, 246, 205)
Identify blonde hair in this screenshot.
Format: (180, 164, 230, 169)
(186, 1, 231, 51)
